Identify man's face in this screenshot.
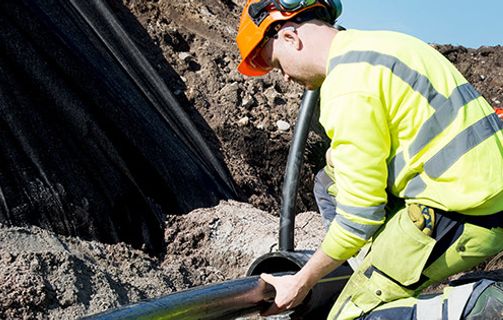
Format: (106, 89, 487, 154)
(255, 26, 323, 90)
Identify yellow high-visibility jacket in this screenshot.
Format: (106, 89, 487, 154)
(319, 30, 503, 261)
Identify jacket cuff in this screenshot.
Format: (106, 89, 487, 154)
(320, 222, 367, 261)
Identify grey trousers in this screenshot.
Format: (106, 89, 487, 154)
(313, 168, 337, 231)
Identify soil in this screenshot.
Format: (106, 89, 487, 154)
(0, 202, 324, 319)
(1, 0, 503, 319)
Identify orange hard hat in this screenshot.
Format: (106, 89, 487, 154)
(236, 0, 328, 77)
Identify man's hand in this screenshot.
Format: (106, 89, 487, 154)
(260, 273, 312, 316)
(259, 249, 345, 316)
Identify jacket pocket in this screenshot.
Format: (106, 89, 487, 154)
(371, 207, 436, 286)
(456, 224, 503, 261)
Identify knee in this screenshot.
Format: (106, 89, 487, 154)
(313, 169, 337, 229)
(313, 169, 333, 198)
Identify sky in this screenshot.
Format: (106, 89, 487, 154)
(337, 0, 503, 48)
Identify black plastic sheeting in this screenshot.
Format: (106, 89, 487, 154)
(0, 0, 237, 254)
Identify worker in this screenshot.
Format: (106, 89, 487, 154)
(235, 0, 503, 319)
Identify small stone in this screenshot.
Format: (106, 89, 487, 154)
(220, 82, 241, 106)
(276, 120, 291, 131)
(178, 52, 192, 62)
(238, 116, 249, 127)
(200, 6, 212, 17)
(241, 95, 255, 108)
(480, 74, 486, 80)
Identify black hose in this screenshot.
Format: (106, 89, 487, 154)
(81, 276, 274, 320)
(279, 89, 320, 251)
(83, 252, 352, 320)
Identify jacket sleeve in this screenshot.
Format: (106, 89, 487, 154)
(319, 92, 391, 261)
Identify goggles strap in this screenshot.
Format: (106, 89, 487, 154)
(249, 0, 328, 27)
(248, 0, 273, 26)
(271, 0, 315, 12)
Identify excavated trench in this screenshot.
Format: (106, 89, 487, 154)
(0, 0, 503, 319)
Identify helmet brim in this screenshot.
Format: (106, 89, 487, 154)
(237, 58, 270, 76)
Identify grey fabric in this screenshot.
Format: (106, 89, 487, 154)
(314, 169, 337, 230)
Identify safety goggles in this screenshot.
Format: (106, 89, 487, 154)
(271, 0, 317, 12)
(249, 0, 318, 26)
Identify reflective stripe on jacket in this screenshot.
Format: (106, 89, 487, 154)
(319, 30, 503, 261)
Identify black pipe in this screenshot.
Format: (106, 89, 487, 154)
(81, 276, 274, 320)
(84, 251, 352, 320)
(279, 89, 320, 251)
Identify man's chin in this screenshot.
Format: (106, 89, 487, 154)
(291, 77, 322, 90)
(294, 79, 312, 89)
(304, 83, 322, 90)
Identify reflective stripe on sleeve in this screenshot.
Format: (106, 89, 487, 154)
(335, 212, 383, 241)
(336, 203, 386, 221)
(387, 152, 405, 189)
(404, 114, 502, 196)
(409, 83, 480, 157)
(425, 113, 503, 178)
(404, 174, 427, 198)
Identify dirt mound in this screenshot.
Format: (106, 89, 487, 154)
(0, 224, 183, 319)
(0, 201, 323, 319)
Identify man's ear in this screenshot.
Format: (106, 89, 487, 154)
(280, 28, 302, 51)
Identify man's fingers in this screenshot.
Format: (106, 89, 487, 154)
(260, 273, 289, 316)
(261, 302, 283, 317)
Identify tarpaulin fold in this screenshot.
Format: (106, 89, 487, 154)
(0, 0, 237, 253)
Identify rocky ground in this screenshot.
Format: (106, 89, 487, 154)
(1, 0, 503, 319)
(0, 202, 324, 319)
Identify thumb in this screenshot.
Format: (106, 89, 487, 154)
(260, 273, 275, 285)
